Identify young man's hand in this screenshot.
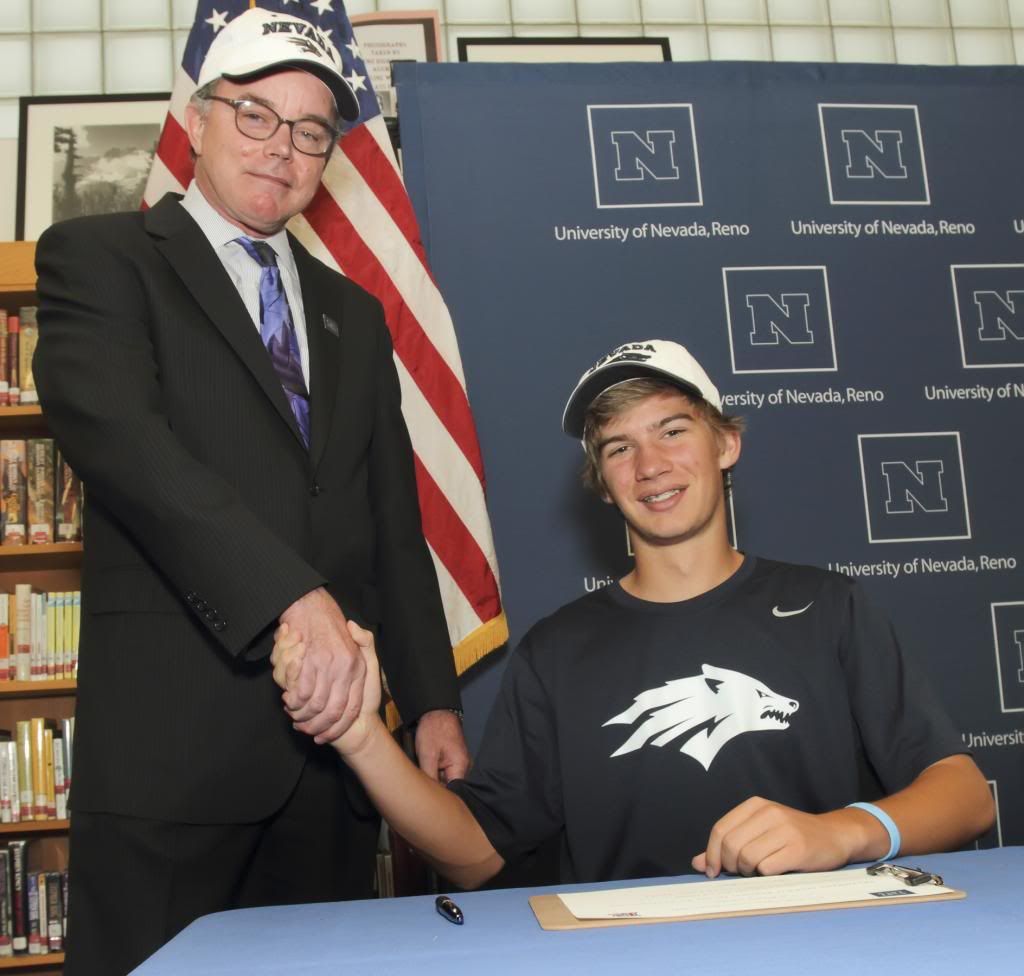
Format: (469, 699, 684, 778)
(272, 620, 384, 753)
(692, 796, 883, 877)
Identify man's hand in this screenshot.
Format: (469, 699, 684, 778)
(278, 587, 366, 743)
(273, 619, 383, 755)
(692, 796, 878, 878)
(414, 711, 470, 783)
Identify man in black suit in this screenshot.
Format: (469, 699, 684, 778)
(32, 9, 468, 975)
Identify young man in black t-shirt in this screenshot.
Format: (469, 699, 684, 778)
(274, 339, 994, 887)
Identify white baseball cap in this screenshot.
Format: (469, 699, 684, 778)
(197, 8, 360, 123)
(562, 339, 723, 438)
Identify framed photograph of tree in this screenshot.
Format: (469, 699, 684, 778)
(16, 93, 170, 241)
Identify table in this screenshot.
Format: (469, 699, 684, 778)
(131, 848, 1021, 975)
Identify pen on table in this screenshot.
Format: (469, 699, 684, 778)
(435, 895, 464, 925)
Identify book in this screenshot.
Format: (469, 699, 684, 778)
(13, 584, 32, 681)
(0, 732, 11, 823)
(26, 439, 54, 545)
(25, 870, 39, 954)
(0, 596, 9, 682)
(0, 848, 12, 957)
(34, 872, 46, 954)
(71, 593, 80, 677)
(5, 316, 18, 407)
(43, 727, 55, 819)
(1, 740, 18, 823)
(17, 308, 38, 406)
(44, 872, 62, 952)
(56, 452, 83, 543)
(1, 441, 27, 545)
(0, 310, 8, 407)
(9, 840, 27, 953)
(60, 718, 73, 803)
(14, 722, 31, 821)
(53, 736, 67, 820)
(53, 593, 64, 679)
(29, 592, 40, 680)
(29, 717, 46, 820)
(61, 871, 68, 947)
(46, 593, 57, 680)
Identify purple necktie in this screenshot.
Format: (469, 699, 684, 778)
(236, 237, 310, 448)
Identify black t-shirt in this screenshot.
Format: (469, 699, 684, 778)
(450, 556, 964, 883)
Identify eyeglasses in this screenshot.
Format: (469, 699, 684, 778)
(205, 95, 338, 157)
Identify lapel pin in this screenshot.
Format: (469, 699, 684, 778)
(322, 314, 340, 337)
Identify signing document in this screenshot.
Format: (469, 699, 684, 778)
(532, 866, 963, 930)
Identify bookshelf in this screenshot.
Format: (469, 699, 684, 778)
(0, 241, 71, 975)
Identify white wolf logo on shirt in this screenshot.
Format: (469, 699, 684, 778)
(604, 664, 798, 771)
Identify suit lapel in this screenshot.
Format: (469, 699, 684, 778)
(291, 236, 340, 471)
(145, 195, 305, 449)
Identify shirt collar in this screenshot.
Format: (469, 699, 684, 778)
(181, 181, 294, 262)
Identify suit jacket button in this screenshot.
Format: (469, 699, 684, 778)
(204, 609, 217, 621)
(186, 592, 198, 606)
(196, 600, 208, 612)
(213, 620, 227, 632)
(310, 482, 321, 496)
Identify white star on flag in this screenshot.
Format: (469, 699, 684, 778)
(345, 39, 361, 59)
(205, 8, 228, 31)
(311, 0, 334, 15)
(345, 70, 367, 92)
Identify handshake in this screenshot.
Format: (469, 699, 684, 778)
(272, 620, 383, 755)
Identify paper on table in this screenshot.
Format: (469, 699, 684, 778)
(558, 868, 957, 920)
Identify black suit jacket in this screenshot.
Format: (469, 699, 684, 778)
(33, 193, 459, 823)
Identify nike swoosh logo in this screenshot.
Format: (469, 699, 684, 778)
(772, 602, 813, 618)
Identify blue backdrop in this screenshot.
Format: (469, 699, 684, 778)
(396, 60, 1024, 852)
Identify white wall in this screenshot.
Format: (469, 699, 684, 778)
(0, 138, 17, 240)
(2, 0, 1023, 241)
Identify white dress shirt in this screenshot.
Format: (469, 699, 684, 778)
(180, 181, 311, 391)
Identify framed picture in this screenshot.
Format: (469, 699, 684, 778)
(351, 10, 442, 117)
(457, 36, 671, 63)
(16, 93, 170, 241)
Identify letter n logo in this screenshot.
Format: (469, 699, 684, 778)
(611, 131, 679, 181)
(723, 267, 837, 374)
(818, 104, 929, 205)
(992, 603, 1024, 713)
(746, 294, 813, 346)
(588, 104, 702, 209)
(951, 265, 1024, 368)
(857, 433, 971, 543)
(880, 460, 947, 514)
(841, 129, 907, 179)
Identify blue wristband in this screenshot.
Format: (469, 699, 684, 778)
(846, 801, 901, 860)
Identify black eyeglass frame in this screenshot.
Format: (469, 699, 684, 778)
(204, 94, 339, 157)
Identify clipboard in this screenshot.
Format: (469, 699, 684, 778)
(529, 863, 965, 931)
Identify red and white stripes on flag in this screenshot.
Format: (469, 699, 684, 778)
(143, 2, 507, 697)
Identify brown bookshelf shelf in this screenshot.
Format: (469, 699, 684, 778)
(0, 545, 82, 572)
(0, 682, 75, 699)
(0, 820, 69, 836)
(0, 953, 65, 969)
(0, 408, 43, 419)
(0, 407, 47, 437)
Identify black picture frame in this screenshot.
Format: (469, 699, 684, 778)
(16, 92, 170, 241)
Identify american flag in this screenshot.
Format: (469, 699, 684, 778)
(144, 0, 507, 701)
